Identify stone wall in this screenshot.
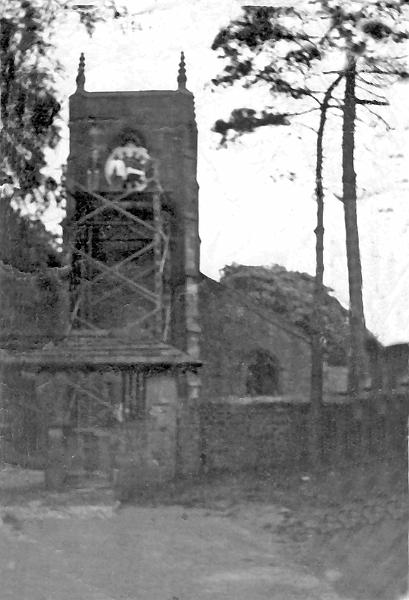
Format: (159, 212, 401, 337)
(0, 365, 44, 467)
(0, 263, 68, 467)
(144, 372, 178, 481)
(201, 397, 306, 472)
(201, 393, 408, 474)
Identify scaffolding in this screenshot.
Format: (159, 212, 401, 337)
(67, 183, 170, 341)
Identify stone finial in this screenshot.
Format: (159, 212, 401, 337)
(76, 52, 86, 91)
(177, 51, 187, 90)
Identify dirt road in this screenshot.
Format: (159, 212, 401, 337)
(1, 497, 347, 600)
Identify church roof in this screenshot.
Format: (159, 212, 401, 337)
(199, 273, 311, 344)
(0, 331, 200, 369)
(200, 266, 381, 366)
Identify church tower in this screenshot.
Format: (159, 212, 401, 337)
(66, 52, 200, 358)
(2, 53, 202, 489)
(57, 52, 202, 483)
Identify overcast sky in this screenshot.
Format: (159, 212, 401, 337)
(42, 0, 409, 346)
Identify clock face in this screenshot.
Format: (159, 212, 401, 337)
(104, 142, 152, 191)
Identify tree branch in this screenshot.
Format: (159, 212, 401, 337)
(360, 105, 393, 130)
(296, 123, 318, 134)
(286, 107, 321, 117)
(359, 69, 409, 78)
(355, 98, 389, 106)
(357, 76, 387, 89)
(355, 82, 388, 101)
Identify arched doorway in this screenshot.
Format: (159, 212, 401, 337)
(245, 349, 281, 396)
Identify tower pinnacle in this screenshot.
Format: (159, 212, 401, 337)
(177, 51, 187, 90)
(76, 52, 86, 92)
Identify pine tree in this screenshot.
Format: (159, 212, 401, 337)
(212, 1, 409, 402)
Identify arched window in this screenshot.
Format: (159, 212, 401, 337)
(245, 349, 281, 396)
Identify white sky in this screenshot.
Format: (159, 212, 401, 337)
(42, 0, 409, 346)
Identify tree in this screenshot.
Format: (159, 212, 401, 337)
(0, 0, 127, 211)
(212, 2, 409, 402)
(309, 74, 342, 461)
(0, 198, 61, 271)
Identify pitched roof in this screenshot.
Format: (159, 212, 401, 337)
(1, 331, 200, 369)
(199, 273, 310, 344)
(201, 264, 382, 365)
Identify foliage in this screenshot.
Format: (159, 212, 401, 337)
(212, 2, 409, 139)
(0, 0, 127, 210)
(213, 108, 290, 144)
(221, 263, 354, 366)
(0, 199, 61, 271)
(1, 2, 60, 197)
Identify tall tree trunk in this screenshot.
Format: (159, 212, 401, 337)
(342, 56, 367, 396)
(310, 74, 343, 467)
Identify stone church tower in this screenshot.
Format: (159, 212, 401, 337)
(2, 53, 202, 489)
(66, 52, 200, 358)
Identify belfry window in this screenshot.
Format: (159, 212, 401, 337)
(245, 349, 281, 396)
